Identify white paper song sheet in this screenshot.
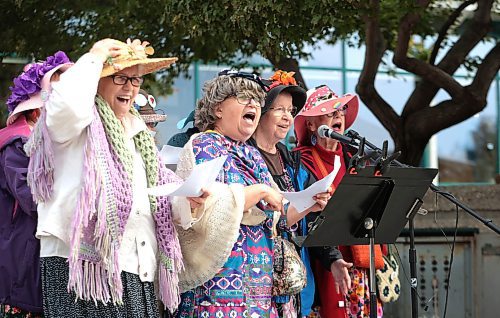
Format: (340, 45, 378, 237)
(148, 155, 227, 197)
(281, 155, 341, 213)
(159, 145, 183, 165)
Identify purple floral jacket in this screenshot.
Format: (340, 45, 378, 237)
(0, 117, 42, 313)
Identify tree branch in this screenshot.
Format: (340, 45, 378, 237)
(429, 0, 477, 65)
(401, 0, 493, 118)
(412, 96, 484, 137)
(356, 0, 401, 141)
(393, 0, 470, 98)
(404, 43, 498, 140)
(469, 42, 500, 96)
(436, 0, 493, 73)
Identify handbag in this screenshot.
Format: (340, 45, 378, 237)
(272, 235, 307, 296)
(375, 248, 401, 303)
(351, 244, 385, 269)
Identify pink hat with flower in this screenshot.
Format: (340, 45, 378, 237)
(294, 84, 359, 146)
(6, 51, 73, 126)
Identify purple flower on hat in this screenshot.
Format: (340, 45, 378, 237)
(6, 51, 70, 113)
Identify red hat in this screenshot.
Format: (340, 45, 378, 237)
(294, 85, 359, 146)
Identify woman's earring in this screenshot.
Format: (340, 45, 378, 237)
(311, 134, 317, 146)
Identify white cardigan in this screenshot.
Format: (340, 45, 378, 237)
(36, 53, 157, 282)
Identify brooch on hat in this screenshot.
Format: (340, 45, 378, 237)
(268, 70, 298, 90)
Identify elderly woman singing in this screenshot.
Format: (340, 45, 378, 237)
(175, 70, 315, 317)
(25, 38, 206, 318)
(248, 71, 331, 317)
(294, 85, 384, 318)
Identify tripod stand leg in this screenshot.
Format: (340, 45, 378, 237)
(409, 218, 418, 318)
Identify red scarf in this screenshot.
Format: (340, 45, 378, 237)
(295, 143, 346, 193)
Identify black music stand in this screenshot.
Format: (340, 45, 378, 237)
(300, 166, 438, 318)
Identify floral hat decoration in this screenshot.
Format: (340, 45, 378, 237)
(101, 39, 177, 78)
(261, 70, 306, 116)
(294, 84, 359, 146)
(6, 51, 73, 126)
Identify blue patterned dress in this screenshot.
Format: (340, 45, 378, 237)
(177, 132, 278, 318)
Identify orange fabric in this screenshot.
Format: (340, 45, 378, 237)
(310, 147, 336, 194)
(313, 260, 347, 318)
(351, 245, 384, 270)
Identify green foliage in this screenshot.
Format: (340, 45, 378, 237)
(0, 0, 469, 80)
(1, 0, 498, 165)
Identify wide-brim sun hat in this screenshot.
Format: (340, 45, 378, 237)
(176, 110, 195, 129)
(7, 62, 73, 126)
(100, 39, 177, 78)
(262, 71, 306, 117)
(294, 84, 359, 146)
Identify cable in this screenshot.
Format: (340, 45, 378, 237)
(393, 243, 440, 313)
(442, 204, 459, 318)
(392, 244, 421, 297)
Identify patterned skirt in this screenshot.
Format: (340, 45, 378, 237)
(0, 304, 43, 318)
(346, 268, 383, 318)
(40, 257, 160, 318)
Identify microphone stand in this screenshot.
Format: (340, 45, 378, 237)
(346, 130, 500, 235)
(345, 130, 500, 318)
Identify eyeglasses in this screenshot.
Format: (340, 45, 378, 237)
(269, 106, 296, 116)
(324, 105, 348, 118)
(218, 69, 269, 91)
(231, 94, 262, 108)
(110, 75, 144, 87)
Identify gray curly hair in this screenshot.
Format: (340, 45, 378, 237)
(194, 75, 266, 131)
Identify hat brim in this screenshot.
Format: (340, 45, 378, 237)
(263, 85, 307, 116)
(100, 57, 178, 78)
(7, 63, 73, 126)
(294, 94, 359, 146)
(176, 110, 195, 129)
(140, 113, 167, 124)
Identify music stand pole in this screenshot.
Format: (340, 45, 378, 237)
(409, 216, 418, 318)
(366, 218, 378, 318)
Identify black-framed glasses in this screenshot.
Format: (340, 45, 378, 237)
(218, 69, 269, 91)
(110, 75, 144, 87)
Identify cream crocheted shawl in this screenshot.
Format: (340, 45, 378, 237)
(173, 133, 279, 292)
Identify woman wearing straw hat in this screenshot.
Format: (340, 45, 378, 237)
(173, 70, 292, 317)
(26, 38, 207, 318)
(0, 52, 72, 318)
(248, 70, 331, 317)
(294, 85, 383, 318)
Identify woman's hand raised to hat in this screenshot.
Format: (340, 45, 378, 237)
(90, 38, 122, 64)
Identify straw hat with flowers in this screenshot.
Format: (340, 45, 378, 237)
(101, 39, 177, 77)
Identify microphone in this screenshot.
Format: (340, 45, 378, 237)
(317, 125, 357, 146)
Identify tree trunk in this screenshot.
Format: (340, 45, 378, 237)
(396, 128, 429, 166)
